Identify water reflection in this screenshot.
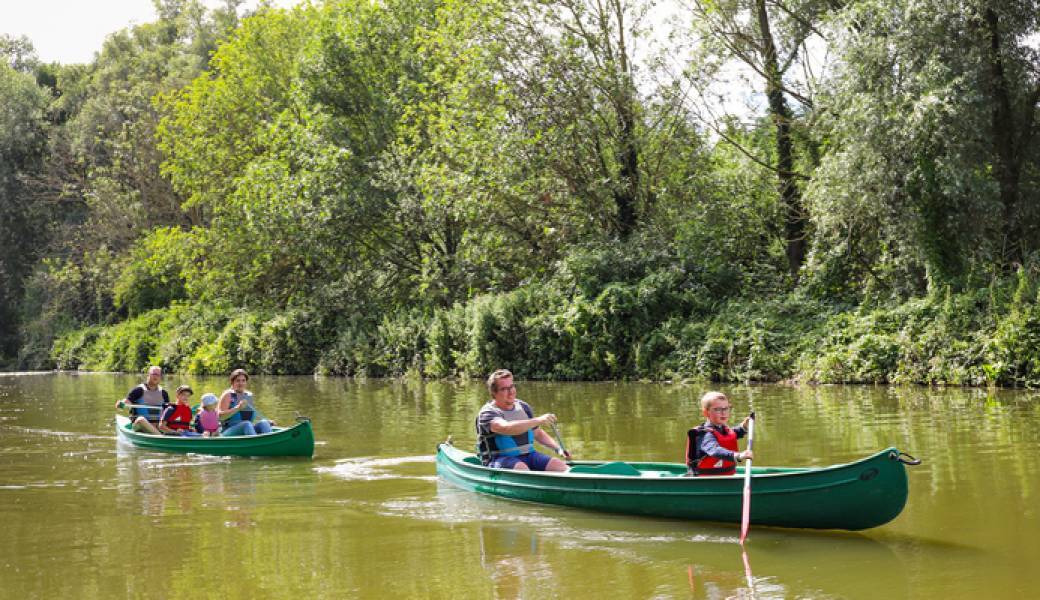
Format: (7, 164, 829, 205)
(741, 548, 755, 597)
(433, 479, 907, 599)
(114, 447, 259, 525)
(677, 531, 906, 599)
(479, 524, 554, 600)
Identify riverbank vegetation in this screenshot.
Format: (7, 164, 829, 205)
(3, 0, 1040, 386)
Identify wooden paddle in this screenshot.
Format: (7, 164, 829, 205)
(739, 411, 756, 544)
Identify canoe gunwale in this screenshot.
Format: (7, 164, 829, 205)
(438, 443, 900, 482)
(115, 415, 301, 439)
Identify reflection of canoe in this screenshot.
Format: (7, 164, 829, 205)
(435, 443, 914, 530)
(115, 415, 314, 457)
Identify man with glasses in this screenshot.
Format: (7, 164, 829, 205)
(114, 365, 170, 434)
(475, 369, 570, 472)
(685, 391, 753, 476)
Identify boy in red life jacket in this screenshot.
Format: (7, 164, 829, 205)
(685, 391, 753, 476)
(158, 385, 199, 436)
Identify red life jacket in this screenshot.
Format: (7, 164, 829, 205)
(685, 425, 739, 475)
(162, 403, 194, 431)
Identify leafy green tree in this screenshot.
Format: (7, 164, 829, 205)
(688, 0, 840, 280)
(68, 0, 242, 246)
(157, 4, 330, 306)
(10, 1, 246, 366)
(312, 0, 580, 305)
(806, 0, 1040, 296)
(494, 0, 656, 240)
(0, 61, 52, 360)
(1, 34, 40, 73)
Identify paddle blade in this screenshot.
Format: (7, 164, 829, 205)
(739, 485, 751, 544)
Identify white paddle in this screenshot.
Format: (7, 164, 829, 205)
(739, 412, 756, 545)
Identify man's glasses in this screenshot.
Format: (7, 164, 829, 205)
(710, 406, 732, 413)
(497, 384, 516, 392)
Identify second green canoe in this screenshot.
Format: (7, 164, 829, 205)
(436, 443, 917, 530)
(116, 415, 314, 457)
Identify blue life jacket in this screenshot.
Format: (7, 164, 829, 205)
(222, 391, 254, 430)
(476, 400, 535, 465)
(131, 384, 167, 422)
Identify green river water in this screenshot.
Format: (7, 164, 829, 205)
(1, 373, 1038, 599)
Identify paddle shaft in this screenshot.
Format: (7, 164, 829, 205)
(549, 422, 569, 457)
(739, 414, 755, 544)
(118, 402, 165, 412)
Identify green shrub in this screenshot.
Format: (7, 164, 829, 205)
(47, 254, 1040, 387)
(113, 227, 194, 317)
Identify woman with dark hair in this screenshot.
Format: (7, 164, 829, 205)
(219, 369, 274, 436)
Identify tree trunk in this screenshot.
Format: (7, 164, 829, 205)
(615, 93, 639, 240)
(984, 8, 1023, 265)
(612, 0, 639, 240)
(756, 0, 806, 279)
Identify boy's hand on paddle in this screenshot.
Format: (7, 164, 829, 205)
(737, 450, 754, 462)
(739, 415, 752, 429)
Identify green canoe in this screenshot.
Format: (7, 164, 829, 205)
(436, 443, 917, 530)
(115, 415, 314, 457)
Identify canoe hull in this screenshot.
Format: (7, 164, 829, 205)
(115, 416, 314, 457)
(436, 444, 910, 530)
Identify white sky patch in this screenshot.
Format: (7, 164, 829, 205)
(642, 0, 835, 130)
(637, 0, 764, 122)
(1024, 31, 1040, 52)
(1, 0, 298, 64)
(3, 0, 843, 129)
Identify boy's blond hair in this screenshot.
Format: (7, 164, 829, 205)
(699, 391, 729, 412)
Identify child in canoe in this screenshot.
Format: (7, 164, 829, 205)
(197, 393, 221, 437)
(158, 385, 200, 436)
(685, 391, 753, 476)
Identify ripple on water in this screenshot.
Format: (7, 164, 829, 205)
(378, 491, 564, 526)
(382, 483, 738, 544)
(377, 487, 740, 571)
(315, 455, 436, 481)
(2, 425, 111, 441)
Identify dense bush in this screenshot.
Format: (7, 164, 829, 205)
(49, 256, 1040, 388)
(112, 227, 193, 317)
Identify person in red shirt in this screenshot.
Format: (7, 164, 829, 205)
(158, 385, 197, 436)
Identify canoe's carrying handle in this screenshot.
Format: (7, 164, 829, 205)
(295, 412, 311, 423)
(892, 451, 922, 466)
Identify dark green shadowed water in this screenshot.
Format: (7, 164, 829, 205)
(1, 373, 1037, 598)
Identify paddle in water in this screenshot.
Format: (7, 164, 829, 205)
(739, 411, 756, 544)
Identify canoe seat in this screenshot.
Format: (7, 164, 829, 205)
(569, 462, 643, 477)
